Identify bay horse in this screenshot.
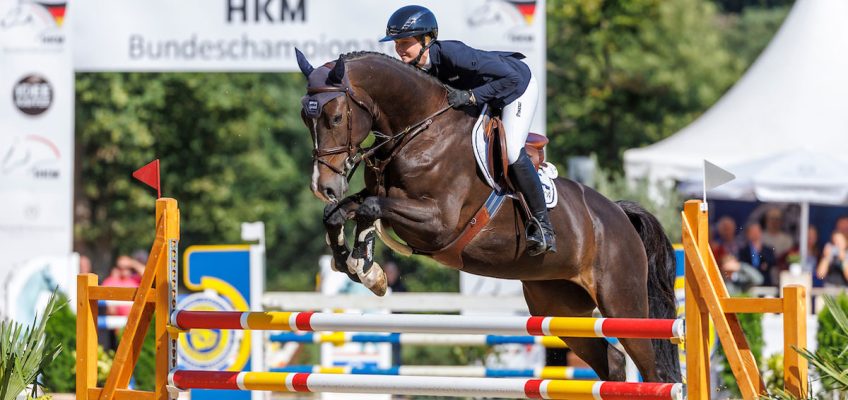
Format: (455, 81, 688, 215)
(297, 50, 680, 383)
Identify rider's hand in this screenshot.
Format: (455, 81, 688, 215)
(447, 88, 475, 108)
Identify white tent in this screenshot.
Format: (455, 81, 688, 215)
(623, 0, 848, 185)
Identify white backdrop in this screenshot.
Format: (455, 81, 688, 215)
(0, 0, 74, 318)
(70, 0, 547, 135)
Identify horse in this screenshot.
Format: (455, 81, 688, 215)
(296, 50, 680, 383)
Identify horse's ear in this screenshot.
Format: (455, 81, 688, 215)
(328, 57, 345, 85)
(295, 48, 314, 77)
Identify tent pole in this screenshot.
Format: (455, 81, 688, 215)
(799, 201, 809, 273)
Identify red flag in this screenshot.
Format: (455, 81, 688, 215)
(133, 159, 161, 198)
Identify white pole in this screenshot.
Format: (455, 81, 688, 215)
(799, 201, 809, 273)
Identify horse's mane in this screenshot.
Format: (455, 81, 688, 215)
(340, 51, 445, 90)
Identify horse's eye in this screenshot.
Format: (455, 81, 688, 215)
(331, 114, 343, 126)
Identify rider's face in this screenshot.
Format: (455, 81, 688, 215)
(394, 37, 426, 65)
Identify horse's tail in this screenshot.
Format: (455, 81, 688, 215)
(616, 200, 682, 383)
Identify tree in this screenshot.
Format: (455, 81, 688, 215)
(546, 0, 740, 170)
(74, 73, 325, 288)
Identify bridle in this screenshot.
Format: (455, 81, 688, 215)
(308, 83, 450, 182)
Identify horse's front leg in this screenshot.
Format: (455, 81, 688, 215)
(323, 193, 364, 283)
(348, 195, 444, 296)
(347, 197, 388, 296)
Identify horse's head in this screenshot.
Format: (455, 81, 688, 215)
(297, 50, 375, 203)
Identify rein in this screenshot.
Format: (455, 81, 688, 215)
(308, 84, 450, 183)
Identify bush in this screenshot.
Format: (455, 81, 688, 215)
(716, 300, 763, 397)
(41, 293, 77, 393)
(131, 319, 157, 391)
(813, 294, 848, 392)
(0, 291, 63, 400)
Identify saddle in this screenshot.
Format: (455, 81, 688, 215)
(484, 116, 548, 190)
(421, 110, 559, 268)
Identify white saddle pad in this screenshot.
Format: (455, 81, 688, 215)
(471, 105, 558, 208)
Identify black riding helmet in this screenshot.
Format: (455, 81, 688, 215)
(379, 5, 438, 43)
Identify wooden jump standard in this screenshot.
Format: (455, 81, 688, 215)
(75, 198, 807, 400)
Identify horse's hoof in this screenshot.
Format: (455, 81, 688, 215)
(360, 262, 387, 297)
(330, 257, 340, 272)
(345, 254, 362, 275)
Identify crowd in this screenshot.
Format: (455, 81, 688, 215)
(712, 208, 848, 294)
(79, 251, 148, 350)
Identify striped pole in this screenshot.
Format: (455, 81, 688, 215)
(169, 370, 684, 400)
(97, 315, 128, 330)
(270, 365, 599, 380)
(172, 311, 684, 340)
(269, 332, 569, 348)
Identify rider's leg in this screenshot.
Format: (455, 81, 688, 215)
(501, 75, 556, 256)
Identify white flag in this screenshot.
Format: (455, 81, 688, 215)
(704, 160, 735, 190)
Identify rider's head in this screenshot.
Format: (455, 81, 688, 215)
(379, 5, 438, 67)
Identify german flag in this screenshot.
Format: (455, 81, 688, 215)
(506, 0, 537, 25)
(36, 1, 66, 27)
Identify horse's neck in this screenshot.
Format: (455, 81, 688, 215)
(355, 60, 445, 131)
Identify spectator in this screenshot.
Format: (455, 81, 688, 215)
(738, 223, 778, 286)
(834, 216, 848, 240)
(79, 254, 93, 274)
(816, 231, 848, 288)
(131, 249, 149, 266)
(718, 254, 763, 295)
(102, 255, 144, 316)
(711, 216, 742, 261)
(383, 261, 408, 293)
(786, 225, 820, 277)
(761, 208, 793, 263)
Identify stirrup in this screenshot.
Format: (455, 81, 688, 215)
(525, 216, 550, 254)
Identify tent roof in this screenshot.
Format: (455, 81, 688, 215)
(624, 0, 848, 182)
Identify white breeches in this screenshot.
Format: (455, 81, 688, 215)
(501, 74, 539, 165)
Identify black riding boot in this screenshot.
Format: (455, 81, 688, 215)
(508, 149, 557, 256)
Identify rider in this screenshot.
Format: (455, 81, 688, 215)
(380, 5, 556, 256)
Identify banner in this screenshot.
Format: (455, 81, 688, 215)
(71, 0, 546, 134)
(0, 0, 74, 316)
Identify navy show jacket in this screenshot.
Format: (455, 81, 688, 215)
(427, 40, 531, 109)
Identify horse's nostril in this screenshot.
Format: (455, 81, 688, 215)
(323, 187, 337, 201)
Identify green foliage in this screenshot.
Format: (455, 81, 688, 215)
(764, 352, 785, 394)
(96, 346, 115, 387)
(546, 0, 740, 170)
(75, 73, 325, 290)
(401, 345, 487, 367)
(593, 158, 682, 242)
(388, 250, 459, 293)
(721, 5, 791, 69)
(716, 298, 763, 397)
(0, 291, 63, 400)
(40, 293, 77, 393)
(133, 321, 157, 391)
(810, 294, 848, 392)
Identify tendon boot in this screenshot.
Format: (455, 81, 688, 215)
(508, 149, 557, 256)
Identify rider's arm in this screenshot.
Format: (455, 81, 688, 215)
(437, 41, 522, 105)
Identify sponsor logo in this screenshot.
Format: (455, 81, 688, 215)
(176, 292, 244, 370)
(226, 0, 305, 23)
(13, 75, 53, 116)
(0, 1, 66, 50)
(1, 135, 62, 179)
(467, 0, 537, 43)
(467, 0, 537, 28)
(307, 99, 319, 114)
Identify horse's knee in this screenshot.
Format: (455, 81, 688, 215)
(357, 197, 382, 221)
(606, 345, 628, 381)
(323, 203, 347, 227)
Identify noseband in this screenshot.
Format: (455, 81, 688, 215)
(308, 84, 451, 183)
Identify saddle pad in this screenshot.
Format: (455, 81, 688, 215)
(472, 105, 558, 209)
